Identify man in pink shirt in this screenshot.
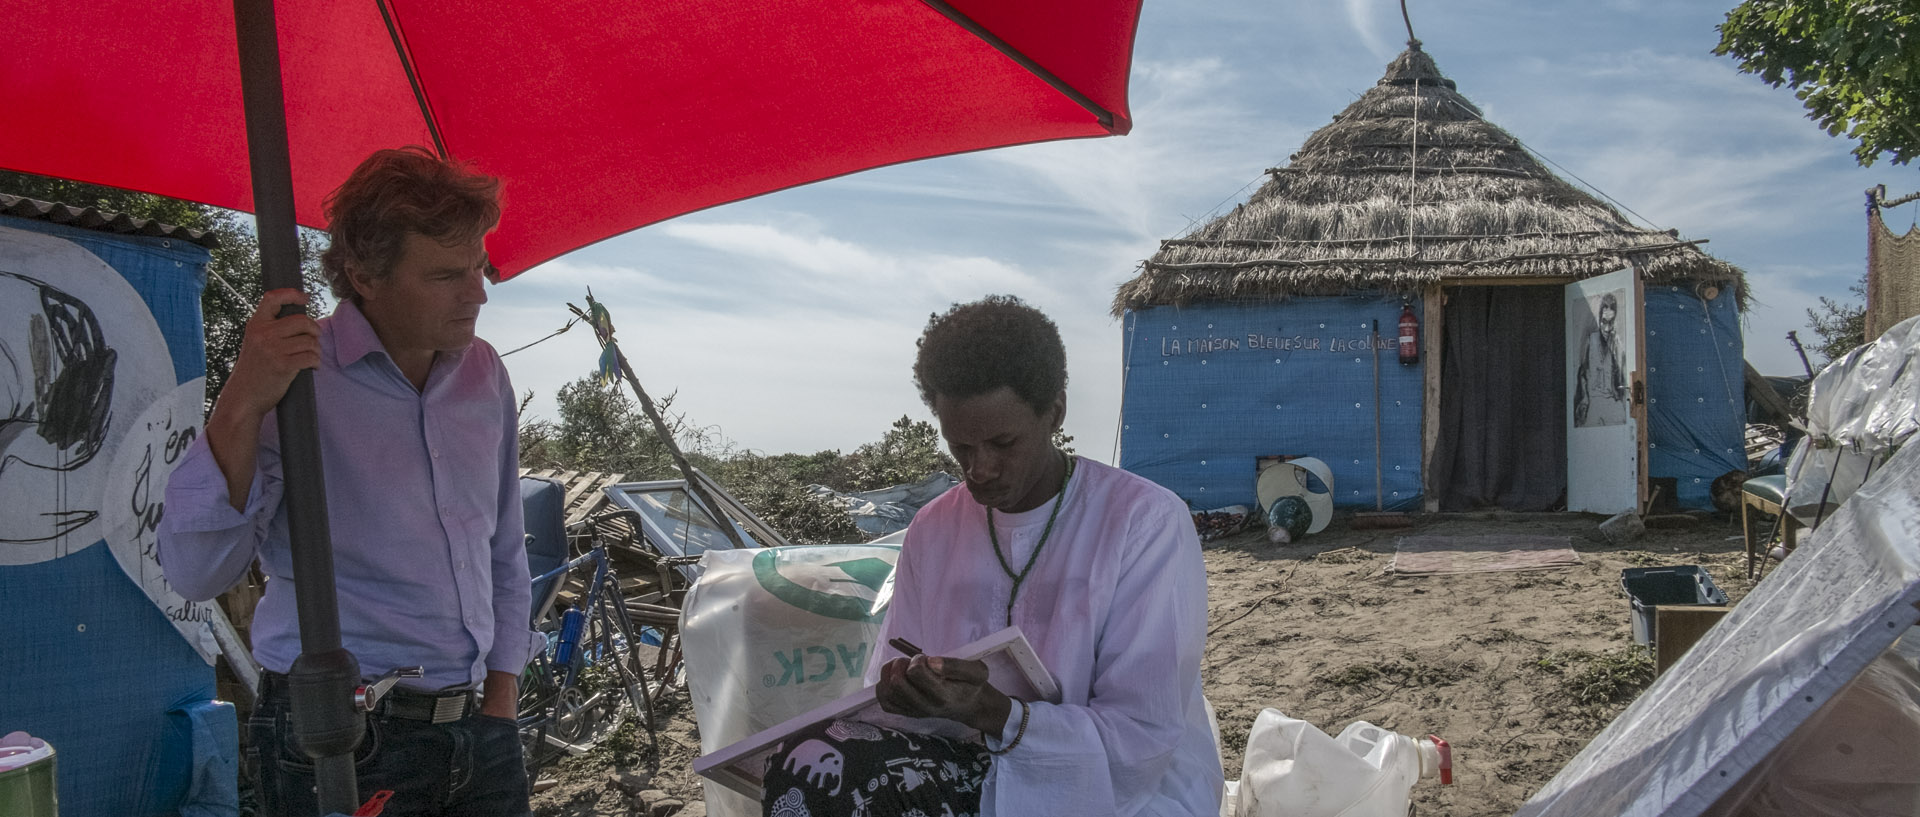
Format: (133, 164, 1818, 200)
(161, 147, 540, 817)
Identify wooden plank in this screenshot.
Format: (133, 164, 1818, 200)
(1635, 272, 1650, 511)
(1743, 362, 1795, 427)
(1422, 286, 1445, 513)
(692, 467, 790, 549)
(563, 471, 603, 516)
(1435, 275, 1578, 288)
(1655, 606, 1730, 674)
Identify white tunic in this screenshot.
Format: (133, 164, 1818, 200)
(869, 457, 1224, 817)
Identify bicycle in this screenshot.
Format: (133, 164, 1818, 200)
(517, 530, 659, 770)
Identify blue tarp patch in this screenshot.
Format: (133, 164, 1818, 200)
(1120, 287, 1746, 514)
(1644, 285, 1747, 509)
(1119, 295, 1425, 512)
(0, 215, 220, 816)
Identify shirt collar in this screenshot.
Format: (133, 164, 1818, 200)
(330, 299, 385, 368)
(330, 298, 472, 374)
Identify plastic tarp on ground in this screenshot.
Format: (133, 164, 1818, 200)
(1643, 285, 1747, 510)
(1785, 314, 1920, 519)
(1120, 296, 1425, 512)
(0, 217, 236, 816)
(808, 472, 959, 538)
(1516, 436, 1920, 817)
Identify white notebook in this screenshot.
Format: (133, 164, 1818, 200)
(692, 625, 1060, 801)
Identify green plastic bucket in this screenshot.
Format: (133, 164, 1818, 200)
(0, 731, 58, 817)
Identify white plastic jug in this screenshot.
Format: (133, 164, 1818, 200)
(1234, 708, 1449, 817)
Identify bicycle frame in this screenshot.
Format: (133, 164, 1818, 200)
(518, 542, 658, 768)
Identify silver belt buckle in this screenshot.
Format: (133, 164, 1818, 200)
(430, 694, 468, 724)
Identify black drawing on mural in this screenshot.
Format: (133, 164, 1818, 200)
(1574, 290, 1628, 429)
(1, 270, 118, 543)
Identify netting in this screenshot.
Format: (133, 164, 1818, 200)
(1868, 205, 1920, 340)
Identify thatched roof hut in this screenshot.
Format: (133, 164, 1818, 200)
(1114, 44, 1749, 516)
(1115, 45, 1745, 314)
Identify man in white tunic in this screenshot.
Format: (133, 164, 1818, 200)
(761, 296, 1222, 817)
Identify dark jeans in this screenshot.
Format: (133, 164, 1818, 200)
(248, 681, 531, 817)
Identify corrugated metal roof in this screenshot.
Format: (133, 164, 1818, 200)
(0, 193, 218, 249)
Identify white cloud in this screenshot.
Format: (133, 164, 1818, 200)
(972, 56, 1293, 244)
(1343, 0, 1395, 61)
(657, 221, 1050, 306)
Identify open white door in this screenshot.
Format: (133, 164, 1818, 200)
(1566, 268, 1645, 514)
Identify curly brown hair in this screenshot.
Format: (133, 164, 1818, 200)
(319, 146, 501, 303)
(913, 295, 1068, 415)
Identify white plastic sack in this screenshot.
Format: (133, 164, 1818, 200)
(680, 544, 899, 817)
(1234, 709, 1442, 817)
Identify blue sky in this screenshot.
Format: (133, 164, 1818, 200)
(477, 0, 1907, 463)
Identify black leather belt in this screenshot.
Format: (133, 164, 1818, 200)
(259, 671, 479, 725)
(377, 685, 480, 724)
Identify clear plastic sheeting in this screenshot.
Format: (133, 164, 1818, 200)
(1785, 313, 1920, 519)
(1702, 641, 1920, 817)
(1516, 437, 1920, 817)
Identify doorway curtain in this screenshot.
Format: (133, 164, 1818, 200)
(1430, 286, 1567, 511)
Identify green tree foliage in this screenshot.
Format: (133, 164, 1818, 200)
(521, 375, 690, 479)
(521, 375, 863, 544)
(705, 454, 862, 544)
(0, 171, 327, 410)
(844, 415, 959, 491)
(1806, 272, 1868, 364)
(1716, 0, 1920, 165)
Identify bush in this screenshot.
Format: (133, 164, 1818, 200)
(707, 454, 862, 545)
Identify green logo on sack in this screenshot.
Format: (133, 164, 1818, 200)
(751, 548, 897, 622)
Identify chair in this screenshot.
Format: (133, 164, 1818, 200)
(520, 475, 571, 622)
(1740, 474, 1800, 580)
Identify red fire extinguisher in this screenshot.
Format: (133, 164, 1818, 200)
(1398, 304, 1419, 366)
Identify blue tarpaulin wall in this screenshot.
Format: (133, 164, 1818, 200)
(1120, 295, 1425, 512)
(1644, 284, 1746, 509)
(0, 216, 232, 816)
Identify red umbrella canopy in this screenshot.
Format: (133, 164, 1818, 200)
(6, 0, 1139, 278)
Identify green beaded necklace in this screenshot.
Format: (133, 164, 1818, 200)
(987, 450, 1075, 627)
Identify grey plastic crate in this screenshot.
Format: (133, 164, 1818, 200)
(1621, 565, 1728, 645)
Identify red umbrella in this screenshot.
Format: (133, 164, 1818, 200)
(6, 0, 1138, 278)
(6, 2, 1141, 812)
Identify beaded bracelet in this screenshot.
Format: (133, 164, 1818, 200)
(985, 698, 1030, 756)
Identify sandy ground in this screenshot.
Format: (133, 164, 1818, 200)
(531, 511, 1757, 816)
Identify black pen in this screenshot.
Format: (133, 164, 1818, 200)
(889, 637, 924, 658)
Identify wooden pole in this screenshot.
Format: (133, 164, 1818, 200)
(1372, 319, 1384, 511)
(568, 303, 747, 551)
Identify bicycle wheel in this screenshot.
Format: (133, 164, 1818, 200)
(594, 580, 660, 754)
(516, 642, 565, 770)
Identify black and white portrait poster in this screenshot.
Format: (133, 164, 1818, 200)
(1573, 288, 1630, 429)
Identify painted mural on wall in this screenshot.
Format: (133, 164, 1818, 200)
(1573, 289, 1630, 429)
(102, 378, 218, 662)
(0, 225, 220, 660)
(1, 228, 176, 562)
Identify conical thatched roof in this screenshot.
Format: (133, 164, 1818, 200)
(1114, 45, 1746, 315)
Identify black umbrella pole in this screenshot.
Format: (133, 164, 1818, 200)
(235, 0, 362, 812)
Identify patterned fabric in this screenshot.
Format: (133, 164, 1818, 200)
(762, 720, 989, 817)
